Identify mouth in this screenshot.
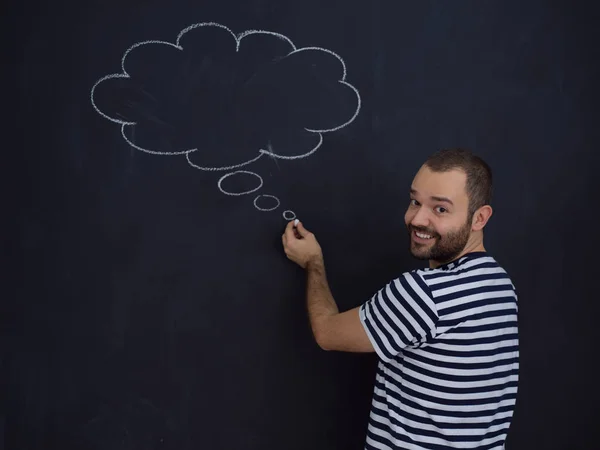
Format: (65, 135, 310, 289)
(412, 229, 436, 244)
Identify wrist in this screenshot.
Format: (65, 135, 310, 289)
(306, 255, 324, 271)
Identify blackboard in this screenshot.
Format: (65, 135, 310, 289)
(3, 1, 598, 449)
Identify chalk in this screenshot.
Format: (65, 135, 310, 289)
(292, 219, 301, 238)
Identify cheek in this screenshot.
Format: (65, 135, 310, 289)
(425, 219, 445, 237)
(437, 221, 460, 238)
(404, 209, 413, 225)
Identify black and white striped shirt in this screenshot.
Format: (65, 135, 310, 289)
(359, 252, 519, 450)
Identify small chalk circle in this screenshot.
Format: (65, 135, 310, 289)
(283, 210, 296, 221)
(294, 219, 299, 227)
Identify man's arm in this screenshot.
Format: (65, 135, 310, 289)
(282, 220, 375, 353)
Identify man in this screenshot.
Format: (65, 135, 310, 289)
(281, 148, 519, 449)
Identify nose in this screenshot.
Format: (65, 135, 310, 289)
(409, 206, 430, 228)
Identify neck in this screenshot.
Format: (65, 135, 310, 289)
(429, 235, 486, 269)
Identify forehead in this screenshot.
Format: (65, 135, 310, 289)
(411, 166, 468, 203)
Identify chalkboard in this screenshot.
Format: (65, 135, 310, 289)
(3, 1, 598, 449)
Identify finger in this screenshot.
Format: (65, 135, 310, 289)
(295, 221, 311, 238)
(283, 221, 293, 236)
(285, 222, 298, 240)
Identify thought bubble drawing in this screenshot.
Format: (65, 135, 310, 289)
(91, 22, 361, 219)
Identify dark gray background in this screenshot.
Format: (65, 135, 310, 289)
(3, 1, 598, 449)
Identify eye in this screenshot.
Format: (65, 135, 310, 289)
(410, 199, 420, 206)
(435, 206, 448, 214)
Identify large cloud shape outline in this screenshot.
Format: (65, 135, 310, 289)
(90, 22, 362, 171)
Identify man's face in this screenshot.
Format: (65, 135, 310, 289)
(404, 165, 473, 265)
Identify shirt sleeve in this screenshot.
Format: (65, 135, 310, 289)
(359, 270, 438, 362)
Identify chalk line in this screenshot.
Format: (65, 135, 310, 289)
(287, 46, 347, 81)
(176, 22, 237, 47)
(217, 171, 263, 196)
(253, 194, 280, 211)
(90, 41, 182, 127)
(305, 81, 362, 133)
(90, 74, 136, 126)
(259, 132, 323, 160)
(236, 30, 296, 52)
(185, 151, 264, 172)
(122, 125, 194, 156)
(282, 210, 296, 220)
(121, 40, 182, 72)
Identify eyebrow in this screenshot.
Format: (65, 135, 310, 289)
(410, 188, 454, 206)
(431, 196, 454, 205)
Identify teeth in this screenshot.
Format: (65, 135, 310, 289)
(416, 232, 432, 239)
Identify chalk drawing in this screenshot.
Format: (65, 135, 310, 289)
(282, 210, 297, 221)
(259, 133, 324, 161)
(90, 22, 361, 219)
(218, 171, 263, 196)
(254, 194, 280, 212)
(186, 151, 264, 172)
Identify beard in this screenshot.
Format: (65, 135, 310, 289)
(407, 219, 471, 265)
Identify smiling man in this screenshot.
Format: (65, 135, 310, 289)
(281, 148, 519, 450)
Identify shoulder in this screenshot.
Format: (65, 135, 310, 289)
(420, 252, 514, 293)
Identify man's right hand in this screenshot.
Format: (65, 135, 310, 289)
(281, 221, 324, 269)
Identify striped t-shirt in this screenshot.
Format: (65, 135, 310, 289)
(359, 251, 519, 450)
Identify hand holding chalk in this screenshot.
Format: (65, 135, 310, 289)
(282, 220, 323, 269)
(293, 219, 300, 238)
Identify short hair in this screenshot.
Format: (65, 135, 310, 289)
(424, 148, 493, 217)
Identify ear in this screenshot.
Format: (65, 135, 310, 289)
(471, 205, 493, 231)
